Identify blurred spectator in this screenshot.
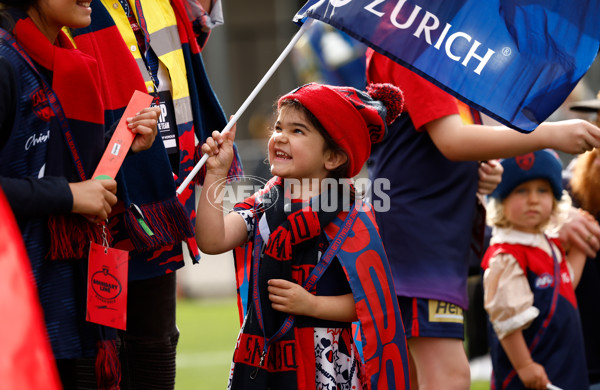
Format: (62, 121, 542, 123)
(565, 92, 600, 389)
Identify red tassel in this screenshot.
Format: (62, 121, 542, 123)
(226, 143, 244, 184)
(95, 339, 121, 390)
(47, 215, 108, 260)
(122, 198, 195, 252)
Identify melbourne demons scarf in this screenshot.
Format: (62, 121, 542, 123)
(2, 16, 121, 389)
(69, 0, 243, 266)
(5, 16, 107, 259)
(232, 178, 410, 389)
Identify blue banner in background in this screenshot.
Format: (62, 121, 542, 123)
(295, 0, 600, 132)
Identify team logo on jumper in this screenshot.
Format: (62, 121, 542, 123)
(428, 300, 463, 323)
(30, 87, 52, 122)
(91, 266, 122, 302)
(516, 153, 535, 170)
(535, 273, 553, 289)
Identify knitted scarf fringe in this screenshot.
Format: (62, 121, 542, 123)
(47, 215, 109, 260)
(123, 196, 195, 251)
(96, 339, 121, 390)
(227, 143, 244, 183)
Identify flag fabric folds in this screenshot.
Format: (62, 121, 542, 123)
(0, 189, 62, 390)
(295, 0, 600, 132)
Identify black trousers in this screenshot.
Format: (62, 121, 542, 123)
(56, 272, 178, 389)
(465, 274, 489, 359)
(118, 272, 179, 390)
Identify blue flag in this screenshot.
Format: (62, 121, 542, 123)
(295, 0, 600, 132)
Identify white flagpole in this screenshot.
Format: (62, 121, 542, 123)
(176, 18, 314, 195)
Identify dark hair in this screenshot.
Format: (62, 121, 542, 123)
(277, 99, 349, 179)
(0, 0, 34, 6)
(0, 1, 37, 30)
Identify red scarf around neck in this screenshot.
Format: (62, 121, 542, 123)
(12, 17, 109, 261)
(9, 16, 120, 389)
(13, 17, 104, 125)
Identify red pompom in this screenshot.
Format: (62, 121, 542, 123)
(366, 83, 404, 125)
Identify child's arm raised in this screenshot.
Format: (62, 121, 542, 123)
(499, 330, 551, 389)
(195, 125, 248, 254)
(267, 279, 358, 323)
(426, 115, 600, 161)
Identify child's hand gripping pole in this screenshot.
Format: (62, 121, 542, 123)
(176, 18, 314, 195)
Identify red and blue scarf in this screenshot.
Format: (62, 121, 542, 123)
(6, 16, 107, 259)
(1, 15, 121, 389)
(69, 0, 243, 270)
(232, 177, 410, 389)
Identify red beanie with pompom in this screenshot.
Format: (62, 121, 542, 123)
(278, 83, 403, 177)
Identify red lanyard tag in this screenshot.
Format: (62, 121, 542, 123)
(86, 241, 129, 330)
(92, 90, 154, 180)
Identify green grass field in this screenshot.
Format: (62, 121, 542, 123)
(175, 298, 240, 390)
(174, 298, 490, 389)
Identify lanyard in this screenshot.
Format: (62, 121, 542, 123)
(249, 201, 360, 378)
(131, 0, 151, 53)
(119, 0, 159, 95)
(0, 28, 87, 181)
(119, 0, 145, 49)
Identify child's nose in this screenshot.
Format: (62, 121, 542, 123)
(274, 132, 288, 143)
(527, 191, 539, 202)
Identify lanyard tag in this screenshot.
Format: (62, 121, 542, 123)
(86, 242, 129, 330)
(93, 90, 153, 180)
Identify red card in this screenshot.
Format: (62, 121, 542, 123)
(93, 90, 154, 180)
(86, 242, 129, 330)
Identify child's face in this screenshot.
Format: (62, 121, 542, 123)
(503, 179, 555, 233)
(29, 0, 92, 41)
(268, 106, 331, 182)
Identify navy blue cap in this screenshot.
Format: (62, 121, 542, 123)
(491, 149, 563, 200)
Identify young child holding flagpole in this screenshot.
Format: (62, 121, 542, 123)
(482, 149, 589, 389)
(195, 82, 410, 390)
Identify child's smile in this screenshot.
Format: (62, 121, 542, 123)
(268, 106, 330, 182)
(273, 150, 292, 161)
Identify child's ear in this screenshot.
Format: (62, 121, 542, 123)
(325, 150, 348, 171)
